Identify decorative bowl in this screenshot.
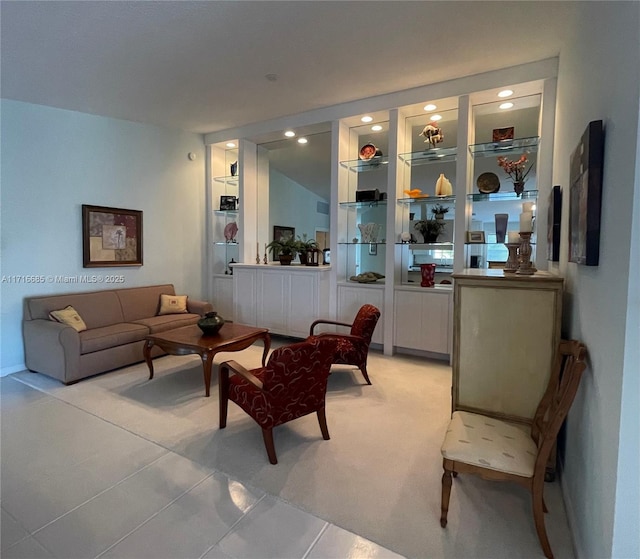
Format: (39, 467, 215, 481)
(197, 311, 225, 336)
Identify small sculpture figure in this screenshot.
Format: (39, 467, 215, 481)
(419, 123, 444, 148)
(230, 161, 238, 176)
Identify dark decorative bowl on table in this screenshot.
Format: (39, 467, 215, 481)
(197, 312, 225, 336)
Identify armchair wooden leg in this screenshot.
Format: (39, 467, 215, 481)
(262, 427, 278, 465)
(317, 407, 330, 440)
(441, 463, 453, 528)
(532, 478, 554, 558)
(359, 364, 372, 385)
(219, 365, 229, 429)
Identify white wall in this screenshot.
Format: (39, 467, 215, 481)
(553, 3, 640, 558)
(0, 100, 206, 375)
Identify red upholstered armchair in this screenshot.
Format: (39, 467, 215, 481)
(308, 304, 381, 385)
(218, 338, 336, 464)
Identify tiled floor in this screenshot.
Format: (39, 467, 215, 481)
(1, 375, 404, 559)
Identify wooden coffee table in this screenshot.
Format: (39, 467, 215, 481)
(143, 323, 270, 397)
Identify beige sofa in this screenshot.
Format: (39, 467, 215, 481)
(23, 284, 213, 384)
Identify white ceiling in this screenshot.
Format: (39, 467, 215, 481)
(1, 1, 575, 137)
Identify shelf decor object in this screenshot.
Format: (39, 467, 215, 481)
(568, 120, 604, 266)
(420, 263, 436, 287)
(497, 154, 533, 197)
(504, 243, 520, 273)
(419, 123, 444, 148)
(435, 173, 453, 196)
(494, 213, 508, 243)
(516, 232, 537, 275)
(476, 172, 501, 194)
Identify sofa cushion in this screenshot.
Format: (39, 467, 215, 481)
(115, 284, 176, 322)
(132, 313, 200, 334)
(158, 294, 188, 315)
(26, 291, 124, 329)
(79, 323, 150, 355)
(49, 305, 88, 332)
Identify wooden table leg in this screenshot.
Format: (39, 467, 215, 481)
(201, 352, 215, 397)
(144, 340, 155, 379)
(261, 333, 271, 366)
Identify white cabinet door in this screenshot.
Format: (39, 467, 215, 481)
(256, 270, 289, 334)
(288, 271, 318, 338)
(233, 268, 256, 326)
(394, 289, 450, 354)
(212, 276, 234, 322)
(337, 285, 384, 344)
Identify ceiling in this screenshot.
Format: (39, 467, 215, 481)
(1, 1, 575, 199)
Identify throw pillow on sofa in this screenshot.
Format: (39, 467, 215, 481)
(158, 294, 188, 315)
(49, 305, 87, 332)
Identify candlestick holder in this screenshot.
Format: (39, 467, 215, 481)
(256, 251, 261, 264)
(503, 243, 520, 273)
(263, 252, 268, 265)
(516, 232, 537, 275)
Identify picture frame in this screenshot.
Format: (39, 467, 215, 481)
(547, 185, 562, 262)
(82, 204, 142, 268)
(219, 195, 237, 211)
(273, 225, 295, 243)
(569, 120, 604, 266)
(466, 230, 486, 244)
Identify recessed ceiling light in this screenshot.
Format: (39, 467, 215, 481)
(225, 142, 236, 148)
(371, 125, 383, 132)
(361, 116, 373, 123)
(498, 89, 513, 98)
(424, 104, 437, 111)
(297, 137, 308, 144)
(284, 130, 295, 138)
(499, 102, 514, 110)
(430, 114, 443, 121)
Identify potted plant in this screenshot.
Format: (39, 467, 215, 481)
(266, 237, 299, 265)
(431, 204, 450, 221)
(295, 234, 319, 265)
(414, 217, 446, 243)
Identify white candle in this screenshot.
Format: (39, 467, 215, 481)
(507, 231, 521, 244)
(522, 202, 535, 212)
(520, 212, 533, 232)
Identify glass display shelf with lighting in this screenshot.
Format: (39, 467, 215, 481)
(398, 146, 457, 166)
(213, 175, 240, 185)
(338, 200, 388, 208)
(339, 156, 389, 172)
(468, 136, 540, 158)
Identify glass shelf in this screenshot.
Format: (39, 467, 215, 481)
(340, 156, 389, 172)
(468, 136, 540, 158)
(213, 241, 240, 246)
(339, 200, 387, 208)
(398, 146, 457, 165)
(398, 195, 455, 205)
(401, 242, 454, 249)
(213, 209, 239, 215)
(213, 175, 239, 185)
(338, 241, 387, 246)
(467, 190, 538, 202)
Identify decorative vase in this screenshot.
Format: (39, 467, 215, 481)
(435, 173, 453, 196)
(358, 222, 381, 243)
(420, 263, 436, 287)
(197, 311, 225, 336)
(494, 213, 508, 243)
(513, 180, 525, 197)
(230, 161, 238, 176)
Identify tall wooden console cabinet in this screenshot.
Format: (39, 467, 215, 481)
(452, 270, 563, 424)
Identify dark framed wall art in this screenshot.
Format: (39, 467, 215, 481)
(82, 205, 143, 267)
(547, 185, 562, 262)
(273, 225, 295, 243)
(568, 120, 604, 266)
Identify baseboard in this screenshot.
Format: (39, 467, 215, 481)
(559, 459, 584, 559)
(1, 363, 27, 377)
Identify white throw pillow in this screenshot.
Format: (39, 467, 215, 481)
(158, 294, 188, 315)
(49, 305, 87, 332)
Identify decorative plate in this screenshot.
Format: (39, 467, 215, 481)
(476, 172, 501, 194)
(359, 143, 380, 160)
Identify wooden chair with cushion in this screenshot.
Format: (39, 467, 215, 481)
(307, 304, 381, 385)
(219, 338, 336, 464)
(439, 339, 587, 559)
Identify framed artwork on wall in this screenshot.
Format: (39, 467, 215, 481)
(568, 120, 604, 266)
(466, 231, 486, 244)
(82, 205, 143, 267)
(273, 225, 295, 243)
(547, 185, 562, 262)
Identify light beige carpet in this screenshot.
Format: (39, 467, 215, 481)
(14, 343, 575, 558)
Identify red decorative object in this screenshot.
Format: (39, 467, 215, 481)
(219, 338, 336, 464)
(420, 263, 436, 287)
(307, 304, 381, 385)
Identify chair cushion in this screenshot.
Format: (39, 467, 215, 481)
(441, 411, 537, 477)
(80, 323, 149, 355)
(308, 333, 366, 366)
(132, 314, 200, 333)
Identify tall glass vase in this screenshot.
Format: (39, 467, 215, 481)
(420, 263, 436, 287)
(494, 213, 508, 243)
